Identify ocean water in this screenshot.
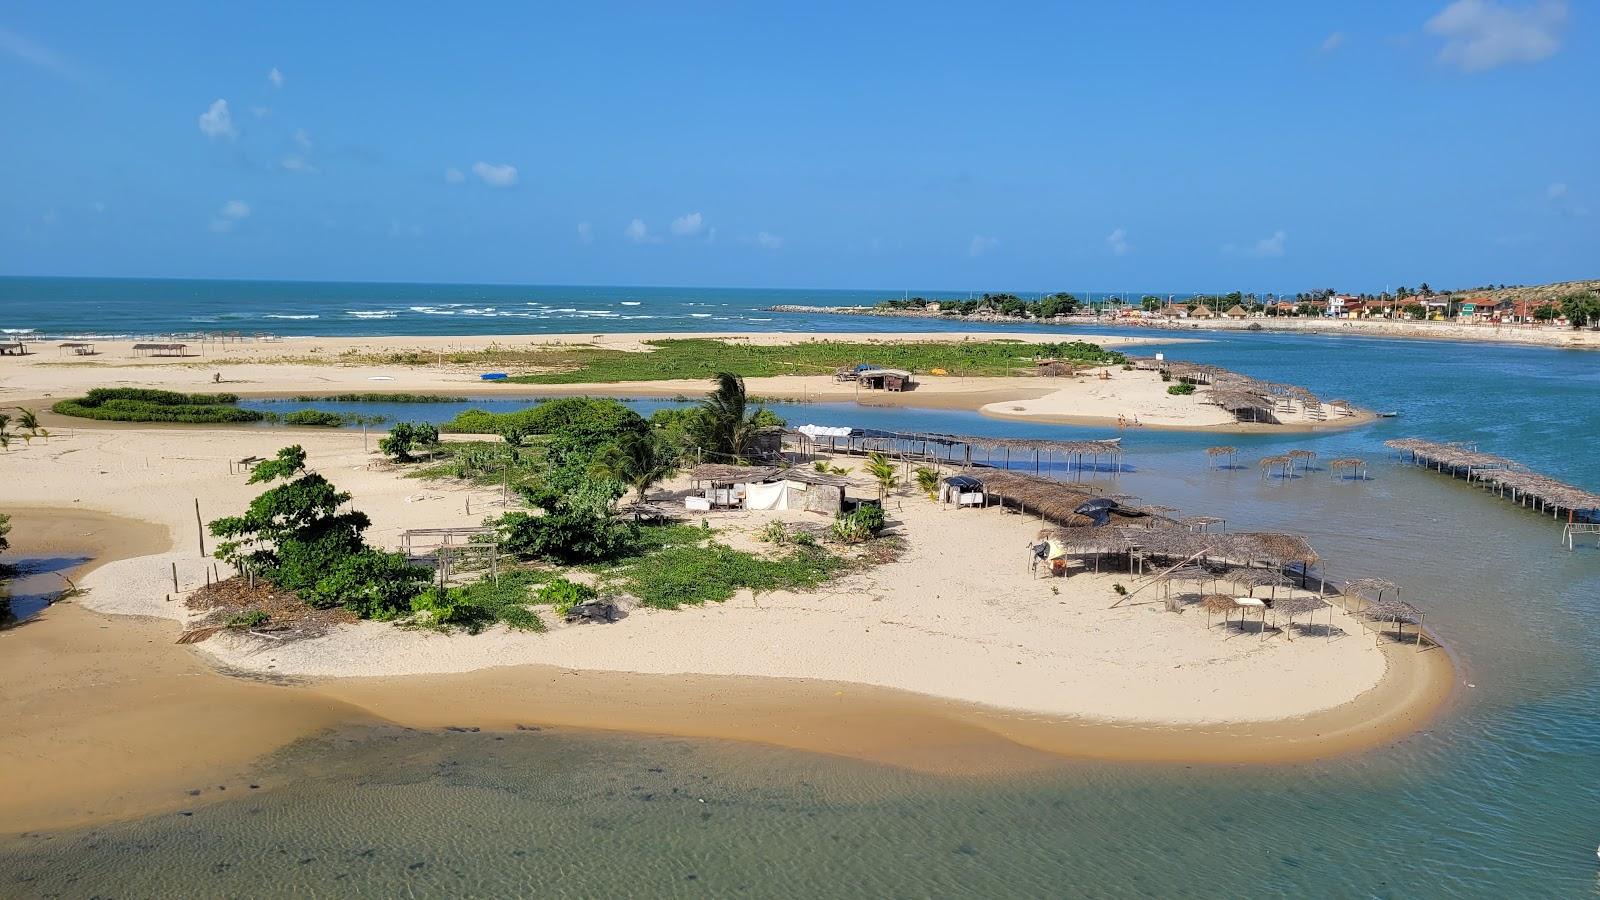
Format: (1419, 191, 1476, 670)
(0, 276, 1146, 338)
(7, 286, 1600, 896)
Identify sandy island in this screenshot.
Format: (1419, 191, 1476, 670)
(0, 415, 1450, 832)
(1, 330, 1371, 434)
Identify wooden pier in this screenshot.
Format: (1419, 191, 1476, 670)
(1386, 438, 1600, 546)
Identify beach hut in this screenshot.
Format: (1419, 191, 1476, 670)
(857, 368, 914, 392)
(1189, 305, 1216, 319)
(1222, 304, 1250, 319)
(686, 464, 779, 510)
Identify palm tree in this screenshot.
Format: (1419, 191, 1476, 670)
(596, 431, 679, 502)
(0, 433, 10, 453)
(700, 372, 766, 463)
(16, 408, 38, 435)
(866, 451, 897, 501)
(0, 414, 10, 434)
(36, 427, 49, 444)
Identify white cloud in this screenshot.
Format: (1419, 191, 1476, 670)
(0, 27, 83, 81)
(267, 67, 284, 88)
(1425, 0, 1567, 72)
(444, 167, 465, 184)
(280, 156, 316, 174)
(1547, 181, 1568, 199)
(670, 211, 706, 237)
(968, 234, 1000, 257)
(577, 221, 594, 243)
(89, 201, 106, 214)
(625, 218, 661, 244)
(471, 161, 518, 187)
(1320, 31, 1346, 53)
(1224, 229, 1288, 258)
(388, 221, 423, 238)
(292, 128, 312, 151)
(251, 106, 272, 119)
(1106, 227, 1131, 256)
(210, 200, 250, 233)
(198, 99, 237, 139)
(753, 231, 783, 249)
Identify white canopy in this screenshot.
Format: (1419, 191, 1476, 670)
(797, 424, 852, 439)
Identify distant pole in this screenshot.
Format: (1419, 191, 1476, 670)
(195, 498, 206, 557)
(172, 562, 179, 594)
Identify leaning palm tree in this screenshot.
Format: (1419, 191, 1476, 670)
(0, 433, 10, 453)
(596, 431, 680, 502)
(701, 372, 765, 463)
(0, 414, 10, 434)
(35, 427, 49, 444)
(15, 408, 38, 435)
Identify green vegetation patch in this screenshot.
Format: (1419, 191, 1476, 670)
(410, 569, 552, 634)
(53, 388, 265, 423)
(497, 338, 1125, 384)
(615, 541, 848, 609)
(277, 409, 386, 427)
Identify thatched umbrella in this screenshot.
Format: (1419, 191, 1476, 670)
(1329, 457, 1367, 481)
(1205, 446, 1237, 470)
(1272, 595, 1330, 642)
(1360, 598, 1428, 648)
(1201, 593, 1238, 629)
(1287, 449, 1317, 473)
(1258, 455, 1293, 480)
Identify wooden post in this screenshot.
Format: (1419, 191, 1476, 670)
(195, 498, 206, 558)
(171, 562, 179, 594)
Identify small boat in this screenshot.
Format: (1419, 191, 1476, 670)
(1376, 410, 1399, 418)
(480, 372, 508, 381)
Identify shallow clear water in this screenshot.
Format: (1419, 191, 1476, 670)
(9, 295, 1600, 896)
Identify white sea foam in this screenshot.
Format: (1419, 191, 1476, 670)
(265, 314, 320, 320)
(348, 310, 399, 319)
(690, 313, 713, 318)
(620, 301, 642, 306)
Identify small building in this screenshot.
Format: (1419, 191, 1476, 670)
(1161, 304, 1190, 318)
(686, 464, 859, 514)
(1222, 304, 1249, 319)
(857, 368, 914, 391)
(1188, 305, 1215, 319)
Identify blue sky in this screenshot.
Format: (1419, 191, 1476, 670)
(1, 2, 1593, 293)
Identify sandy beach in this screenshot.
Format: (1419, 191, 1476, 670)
(0, 420, 1452, 831)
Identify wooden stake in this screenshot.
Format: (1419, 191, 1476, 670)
(195, 498, 206, 558)
(171, 562, 179, 594)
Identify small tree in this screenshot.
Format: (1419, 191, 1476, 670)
(865, 451, 897, 501)
(16, 409, 39, 435)
(595, 430, 679, 502)
(0, 511, 10, 555)
(208, 445, 372, 591)
(913, 466, 939, 499)
(378, 421, 440, 462)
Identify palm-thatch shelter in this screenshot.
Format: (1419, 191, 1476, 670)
(1287, 449, 1317, 472)
(1258, 455, 1293, 480)
(944, 469, 1158, 528)
(1387, 437, 1600, 527)
(1329, 457, 1368, 480)
(1205, 446, 1238, 469)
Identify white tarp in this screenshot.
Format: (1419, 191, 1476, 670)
(744, 480, 789, 511)
(798, 424, 852, 439)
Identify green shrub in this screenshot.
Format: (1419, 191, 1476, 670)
(408, 570, 550, 633)
(758, 521, 790, 545)
(289, 393, 467, 403)
(226, 609, 270, 629)
(1166, 383, 1196, 396)
(283, 409, 349, 427)
(309, 548, 431, 618)
(537, 577, 597, 616)
(53, 388, 264, 423)
(621, 543, 844, 609)
(378, 421, 440, 462)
